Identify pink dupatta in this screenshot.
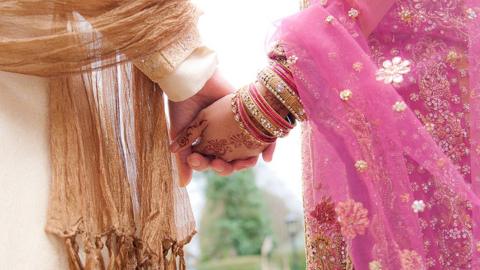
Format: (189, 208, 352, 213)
(273, 0, 480, 269)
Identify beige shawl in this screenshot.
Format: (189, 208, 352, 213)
(0, 1, 197, 269)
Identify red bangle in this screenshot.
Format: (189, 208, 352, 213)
(271, 62, 298, 95)
(249, 83, 294, 131)
(237, 95, 276, 144)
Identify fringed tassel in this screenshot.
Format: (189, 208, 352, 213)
(164, 248, 175, 270)
(65, 237, 83, 270)
(134, 238, 145, 267)
(64, 232, 190, 270)
(158, 240, 165, 270)
(177, 247, 186, 270)
(172, 243, 186, 270)
(106, 233, 118, 270)
(162, 240, 175, 270)
(116, 236, 138, 270)
(140, 254, 160, 270)
(84, 237, 106, 270)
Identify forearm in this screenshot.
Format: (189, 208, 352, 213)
(229, 44, 305, 144)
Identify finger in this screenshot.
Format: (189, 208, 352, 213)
(178, 165, 193, 187)
(211, 159, 234, 176)
(232, 156, 259, 171)
(262, 142, 276, 162)
(170, 117, 208, 153)
(176, 151, 193, 187)
(187, 153, 211, 171)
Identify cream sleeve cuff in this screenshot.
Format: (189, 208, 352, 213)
(157, 47, 218, 102)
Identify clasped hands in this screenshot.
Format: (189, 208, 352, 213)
(169, 71, 275, 187)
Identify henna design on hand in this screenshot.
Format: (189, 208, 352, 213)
(177, 120, 207, 147)
(200, 139, 232, 158)
(229, 133, 263, 150)
(199, 133, 263, 159)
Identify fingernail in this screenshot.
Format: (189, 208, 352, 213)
(188, 157, 200, 167)
(214, 167, 224, 173)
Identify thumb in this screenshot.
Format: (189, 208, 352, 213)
(170, 116, 208, 153)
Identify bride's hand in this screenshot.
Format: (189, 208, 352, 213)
(170, 94, 275, 178)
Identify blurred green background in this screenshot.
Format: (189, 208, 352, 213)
(188, 170, 305, 270)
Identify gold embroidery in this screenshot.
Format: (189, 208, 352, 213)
(305, 197, 352, 270)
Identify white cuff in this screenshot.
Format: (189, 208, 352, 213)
(157, 47, 218, 102)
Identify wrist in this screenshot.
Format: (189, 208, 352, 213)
(195, 70, 234, 102)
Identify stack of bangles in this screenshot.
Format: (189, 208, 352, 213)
(231, 58, 306, 145)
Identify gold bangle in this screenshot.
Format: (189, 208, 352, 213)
(257, 67, 306, 121)
(231, 93, 267, 146)
(238, 86, 289, 138)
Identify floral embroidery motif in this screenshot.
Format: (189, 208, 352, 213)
(412, 200, 426, 213)
(348, 8, 360, 19)
(424, 122, 435, 133)
(340, 89, 353, 101)
(376, 57, 411, 84)
(325, 15, 335, 24)
(414, 62, 469, 164)
(466, 8, 477, 20)
(394, 1, 468, 38)
(352, 62, 363, 72)
(335, 199, 369, 239)
(446, 50, 460, 64)
(311, 199, 337, 225)
(393, 101, 407, 112)
(400, 249, 423, 270)
(369, 260, 383, 270)
(399, 8, 413, 23)
(355, 160, 368, 172)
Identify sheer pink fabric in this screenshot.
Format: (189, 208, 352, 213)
(273, 0, 480, 269)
